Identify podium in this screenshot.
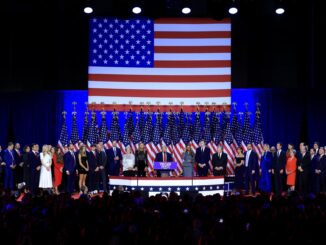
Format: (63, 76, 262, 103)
(153, 162, 178, 177)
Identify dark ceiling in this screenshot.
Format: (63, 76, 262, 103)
(1, 0, 326, 90)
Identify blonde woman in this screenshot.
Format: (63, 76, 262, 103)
(78, 145, 89, 193)
(39, 145, 53, 190)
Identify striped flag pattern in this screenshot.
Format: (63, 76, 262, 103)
(58, 113, 69, 153)
(253, 109, 264, 163)
(88, 18, 231, 112)
(70, 112, 80, 151)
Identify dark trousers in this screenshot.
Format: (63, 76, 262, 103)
(23, 166, 31, 189)
(197, 165, 208, 177)
(30, 170, 40, 194)
(99, 169, 107, 191)
(298, 171, 309, 194)
(244, 167, 256, 194)
(123, 170, 136, 177)
(88, 170, 99, 191)
(66, 173, 75, 194)
(274, 172, 284, 195)
(4, 168, 14, 190)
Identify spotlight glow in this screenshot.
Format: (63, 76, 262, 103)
(182, 7, 191, 14)
(132, 6, 142, 14)
(84, 7, 93, 14)
(228, 7, 238, 15)
(275, 7, 285, 14)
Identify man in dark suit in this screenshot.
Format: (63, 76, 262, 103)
(155, 145, 173, 177)
(195, 140, 210, 177)
(28, 143, 41, 194)
(244, 143, 259, 195)
(64, 143, 77, 194)
(87, 144, 99, 192)
(3, 142, 16, 190)
(212, 146, 228, 176)
(272, 142, 286, 195)
(13, 142, 23, 185)
(97, 142, 108, 192)
(107, 140, 122, 177)
(297, 144, 311, 194)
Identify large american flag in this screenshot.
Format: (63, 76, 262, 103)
(88, 18, 231, 112)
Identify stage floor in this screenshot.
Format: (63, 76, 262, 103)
(108, 176, 225, 196)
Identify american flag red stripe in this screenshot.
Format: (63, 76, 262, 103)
(88, 18, 231, 111)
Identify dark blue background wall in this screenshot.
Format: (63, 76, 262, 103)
(0, 88, 322, 148)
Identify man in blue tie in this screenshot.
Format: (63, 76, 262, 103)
(244, 143, 259, 195)
(64, 143, 77, 194)
(108, 140, 122, 176)
(3, 142, 16, 190)
(195, 140, 210, 177)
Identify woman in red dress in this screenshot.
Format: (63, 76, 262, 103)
(53, 147, 64, 194)
(286, 149, 297, 192)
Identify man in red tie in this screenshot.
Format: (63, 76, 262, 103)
(155, 145, 173, 177)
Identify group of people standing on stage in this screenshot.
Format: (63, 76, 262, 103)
(233, 141, 326, 195)
(1, 139, 325, 196)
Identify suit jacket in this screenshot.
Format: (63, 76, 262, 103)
(28, 151, 41, 171)
(212, 152, 228, 175)
(244, 150, 259, 172)
(64, 151, 76, 173)
(88, 150, 98, 171)
(97, 150, 108, 167)
(3, 149, 15, 169)
(155, 152, 173, 162)
(13, 149, 23, 165)
(195, 147, 211, 165)
(107, 147, 122, 165)
(297, 152, 311, 172)
(273, 150, 286, 172)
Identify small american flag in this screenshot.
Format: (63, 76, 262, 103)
(70, 112, 80, 151)
(181, 114, 191, 146)
(110, 113, 121, 143)
(82, 111, 89, 145)
(88, 17, 231, 112)
(143, 113, 155, 175)
(99, 113, 109, 149)
(223, 116, 236, 175)
(241, 111, 253, 151)
(231, 111, 242, 147)
(171, 113, 183, 175)
(58, 113, 69, 153)
(87, 113, 99, 146)
(133, 115, 142, 147)
(253, 108, 264, 162)
(203, 112, 213, 172)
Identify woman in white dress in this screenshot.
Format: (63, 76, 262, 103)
(122, 146, 136, 177)
(39, 145, 53, 189)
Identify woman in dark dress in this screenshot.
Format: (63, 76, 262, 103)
(135, 143, 148, 177)
(78, 146, 89, 193)
(22, 145, 31, 191)
(234, 147, 245, 193)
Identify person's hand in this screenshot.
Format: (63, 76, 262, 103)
(114, 156, 119, 161)
(19, 162, 24, 167)
(95, 167, 99, 172)
(251, 170, 255, 175)
(36, 166, 41, 171)
(1, 162, 5, 166)
(99, 166, 104, 170)
(66, 170, 70, 175)
(46, 167, 50, 171)
(215, 167, 219, 170)
(60, 167, 63, 173)
(280, 169, 284, 174)
(268, 169, 271, 173)
(259, 169, 262, 175)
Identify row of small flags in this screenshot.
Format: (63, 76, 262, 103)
(58, 103, 264, 176)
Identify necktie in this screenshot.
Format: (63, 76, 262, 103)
(113, 148, 116, 156)
(163, 152, 166, 162)
(219, 153, 221, 158)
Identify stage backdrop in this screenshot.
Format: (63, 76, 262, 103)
(0, 88, 322, 148)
